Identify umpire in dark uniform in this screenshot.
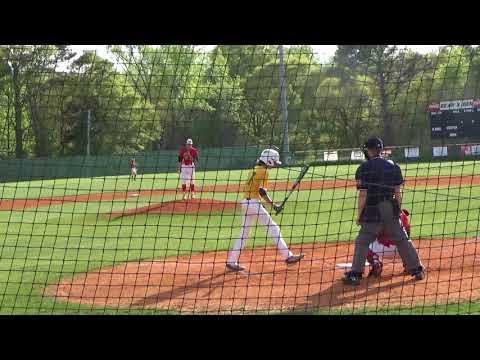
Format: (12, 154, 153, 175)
(343, 137, 425, 285)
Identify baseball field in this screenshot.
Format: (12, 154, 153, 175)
(1, 159, 480, 314)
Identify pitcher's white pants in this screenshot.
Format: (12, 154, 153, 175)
(180, 164, 195, 185)
(227, 199, 293, 264)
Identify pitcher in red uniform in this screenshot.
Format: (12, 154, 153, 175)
(178, 139, 199, 200)
(367, 209, 412, 277)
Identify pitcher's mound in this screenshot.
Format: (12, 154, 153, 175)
(107, 198, 239, 220)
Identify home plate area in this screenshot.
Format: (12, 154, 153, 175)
(45, 238, 480, 314)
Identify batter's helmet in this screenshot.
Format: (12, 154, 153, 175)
(186, 139, 193, 145)
(258, 149, 282, 167)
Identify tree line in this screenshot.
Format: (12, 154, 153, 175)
(0, 45, 479, 159)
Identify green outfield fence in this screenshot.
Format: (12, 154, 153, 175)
(1, 143, 479, 183)
(0, 146, 264, 182)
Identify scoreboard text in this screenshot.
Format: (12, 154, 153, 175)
(429, 99, 480, 139)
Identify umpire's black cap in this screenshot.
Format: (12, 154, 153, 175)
(363, 137, 384, 151)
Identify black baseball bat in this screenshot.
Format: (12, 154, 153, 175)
(275, 164, 310, 215)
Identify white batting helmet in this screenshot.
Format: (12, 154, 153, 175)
(186, 139, 193, 145)
(258, 148, 282, 167)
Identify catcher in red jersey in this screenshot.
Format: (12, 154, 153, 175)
(178, 138, 199, 200)
(367, 209, 411, 277)
(130, 158, 138, 181)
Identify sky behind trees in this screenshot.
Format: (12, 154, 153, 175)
(69, 45, 445, 63)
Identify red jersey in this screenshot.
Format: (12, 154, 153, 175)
(179, 146, 198, 166)
(130, 160, 137, 168)
(377, 209, 411, 247)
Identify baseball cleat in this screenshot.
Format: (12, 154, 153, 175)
(285, 253, 305, 264)
(226, 263, 245, 272)
(343, 271, 363, 285)
(409, 266, 426, 280)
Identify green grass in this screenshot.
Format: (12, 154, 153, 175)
(0, 160, 480, 314)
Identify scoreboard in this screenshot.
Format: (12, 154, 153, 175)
(429, 99, 480, 139)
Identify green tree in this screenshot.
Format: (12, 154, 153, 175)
(334, 45, 431, 145)
(63, 51, 148, 155)
(231, 46, 316, 147)
(211, 45, 278, 81)
(201, 50, 247, 147)
(110, 45, 214, 149)
(0, 45, 74, 157)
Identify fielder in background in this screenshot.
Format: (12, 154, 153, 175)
(343, 137, 425, 285)
(178, 138, 199, 200)
(226, 148, 304, 272)
(130, 158, 137, 181)
(367, 208, 411, 277)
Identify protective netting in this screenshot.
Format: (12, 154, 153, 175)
(1, 45, 480, 314)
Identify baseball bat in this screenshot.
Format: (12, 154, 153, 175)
(275, 164, 310, 215)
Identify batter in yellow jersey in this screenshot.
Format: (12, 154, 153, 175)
(226, 148, 305, 271)
(244, 165, 269, 200)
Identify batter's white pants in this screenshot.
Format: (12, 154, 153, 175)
(227, 199, 293, 264)
(180, 164, 195, 185)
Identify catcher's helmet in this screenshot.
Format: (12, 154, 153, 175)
(258, 149, 282, 167)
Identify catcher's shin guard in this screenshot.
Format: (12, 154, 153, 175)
(367, 250, 383, 277)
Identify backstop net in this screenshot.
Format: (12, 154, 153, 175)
(1, 45, 480, 314)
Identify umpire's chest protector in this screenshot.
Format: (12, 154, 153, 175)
(355, 158, 404, 222)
